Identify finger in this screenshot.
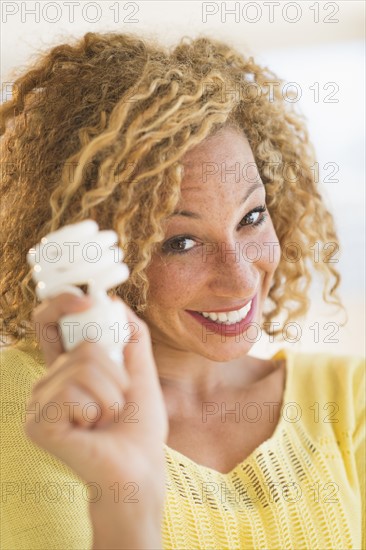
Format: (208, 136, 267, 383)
(29, 373, 123, 433)
(31, 344, 128, 413)
(25, 384, 101, 442)
(56, 385, 101, 429)
(32, 292, 93, 367)
(119, 302, 163, 405)
(33, 342, 130, 394)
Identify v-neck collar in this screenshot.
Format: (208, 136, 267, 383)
(163, 347, 294, 477)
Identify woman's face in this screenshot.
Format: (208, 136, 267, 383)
(142, 126, 281, 362)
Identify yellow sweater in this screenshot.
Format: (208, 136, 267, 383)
(1, 343, 365, 550)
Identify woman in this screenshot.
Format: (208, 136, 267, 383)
(0, 32, 364, 549)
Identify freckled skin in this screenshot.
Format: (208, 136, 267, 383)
(140, 127, 281, 410)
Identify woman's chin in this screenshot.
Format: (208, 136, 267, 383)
(195, 341, 254, 362)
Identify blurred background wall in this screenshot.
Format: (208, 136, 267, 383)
(1, 1, 365, 357)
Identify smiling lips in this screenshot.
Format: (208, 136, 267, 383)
(185, 294, 257, 337)
(198, 300, 253, 325)
(187, 296, 254, 326)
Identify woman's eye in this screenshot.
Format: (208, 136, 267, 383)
(162, 237, 196, 254)
(239, 205, 267, 227)
(162, 206, 267, 255)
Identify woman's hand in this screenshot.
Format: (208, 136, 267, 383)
(24, 293, 168, 548)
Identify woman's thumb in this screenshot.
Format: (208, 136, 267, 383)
(111, 297, 161, 401)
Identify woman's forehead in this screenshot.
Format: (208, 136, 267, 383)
(179, 138, 260, 196)
(180, 131, 254, 185)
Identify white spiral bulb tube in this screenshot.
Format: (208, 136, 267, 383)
(26, 219, 131, 368)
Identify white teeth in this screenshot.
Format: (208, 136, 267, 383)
(199, 300, 252, 325)
(227, 311, 239, 323)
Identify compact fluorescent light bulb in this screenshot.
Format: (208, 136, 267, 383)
(26, 219, 131, 368)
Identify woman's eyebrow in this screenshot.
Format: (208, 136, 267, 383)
(169, 183, 264, 219)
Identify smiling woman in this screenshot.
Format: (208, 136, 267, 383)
(142, 127, 280, 362)
(0, 32, 364, 550)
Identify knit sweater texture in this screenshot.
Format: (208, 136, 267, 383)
(1, 343, 365, 549)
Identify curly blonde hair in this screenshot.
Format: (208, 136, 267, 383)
(0, 31, 345, 350)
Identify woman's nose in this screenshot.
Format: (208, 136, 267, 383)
(205, 240, 260, 296)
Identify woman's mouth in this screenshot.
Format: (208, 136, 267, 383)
(185, 295, 257, 337)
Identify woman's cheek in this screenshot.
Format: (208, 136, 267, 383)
(146, 256, 202, 307)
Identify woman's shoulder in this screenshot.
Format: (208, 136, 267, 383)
(0, 343, 46, 433)
(1, 341, 46, 370)
(276, 346, 365, 392)
(275, 346, 365, 434)
(0, 343, 93, 550)
(1, 342, 46, 400)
